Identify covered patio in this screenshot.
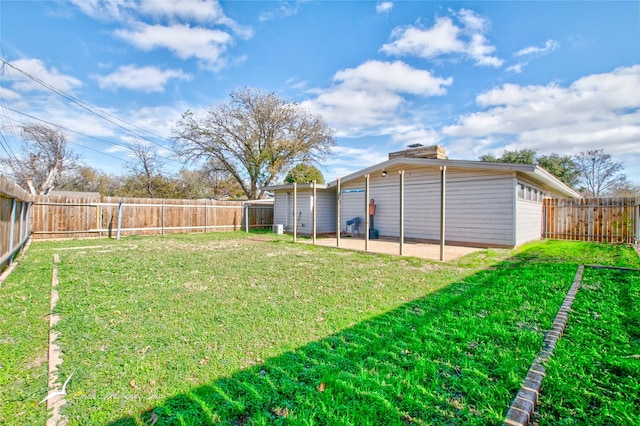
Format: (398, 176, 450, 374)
(299, 235, 482, 262)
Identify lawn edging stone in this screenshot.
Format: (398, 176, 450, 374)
(503, 265, 584, 426)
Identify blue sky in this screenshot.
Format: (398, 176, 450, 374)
(1, 0, 639, 185)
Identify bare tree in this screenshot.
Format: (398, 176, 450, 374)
(0, 124, 77, 195)
(126, 142, 166, 198)
(172, 87, 336, 199)
(574, 149, 625, 197)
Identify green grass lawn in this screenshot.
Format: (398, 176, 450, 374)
(536, 266, 640, 425)
(0, 234, 638, 425)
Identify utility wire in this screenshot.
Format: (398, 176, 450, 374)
(0, 106, 185, 167)
(0, 58, 177, 153)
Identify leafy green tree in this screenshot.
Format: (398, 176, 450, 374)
(480, 148, 580, 188)
(536, 153, 580, 188)
(285, 164, 325, 184)
(59, 166, 120, 195)
(479, 148, 537, 164)
(172, 87, 336, 199)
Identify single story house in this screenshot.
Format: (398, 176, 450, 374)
(264, 145, 581, 248)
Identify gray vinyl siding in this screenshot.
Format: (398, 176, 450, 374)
(315, 190, 337, 233)
(516, 198, 543, 245)
(294, 190, 312, 233)
(274, 192, 290, 230)
(443, 169, 515, 246)
(340, 168, 515, 246)
(273, 188, 336, 234)
(339, 185, 366, 234)
(515, 177, 545, 246)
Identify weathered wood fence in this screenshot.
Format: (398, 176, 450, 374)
(30, 195, 273, 239)
(543, 197, 639, 244)
(0, 175, 32, 271)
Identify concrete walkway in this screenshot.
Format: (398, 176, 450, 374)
(299, 236, 480, 261)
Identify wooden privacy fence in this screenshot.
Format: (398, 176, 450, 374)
(31, 195, 273, 239)
(0, 175, 32, 271)
(543, 197, 639, 244)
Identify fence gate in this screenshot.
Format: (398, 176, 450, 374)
(543, 197, 638, 244)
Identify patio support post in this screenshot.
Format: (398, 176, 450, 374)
(365, 174, 370, 251)
(336, 178, 341, 247)
(440, 166, 446, 261)
(399, 170, 405, 256)
(293, 183, 297, 242)
(312, 180, 317, 244)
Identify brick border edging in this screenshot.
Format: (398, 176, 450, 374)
(503, 265, 584, 426)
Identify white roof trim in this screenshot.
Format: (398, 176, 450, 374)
(262, 158, 581, 198)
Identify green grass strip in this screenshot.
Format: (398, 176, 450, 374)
(536, 266, 640, 425)
(0, 250, 51, 424)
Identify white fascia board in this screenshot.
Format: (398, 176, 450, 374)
(260, 183, 330, 192)
(325, 158, 581, 198)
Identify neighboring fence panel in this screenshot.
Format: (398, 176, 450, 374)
(31, 196, 273, 239)
(0, 175, 32, 271)
(543, 197, 638, 244)
(31, 193, 101, 239)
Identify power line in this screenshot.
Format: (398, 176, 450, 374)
(0, 57, 177, 154)
(0, 106, 185, 167)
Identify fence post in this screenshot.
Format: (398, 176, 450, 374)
(161, 199, 165, 236)
(18, 201, 25, 246)
(116, 201, 123, 241)
(245, 203, 249, 233)
(204, 200, 208, 233)
(9, 198, 17, 262)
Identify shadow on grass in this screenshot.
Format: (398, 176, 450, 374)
(108, 247, 581, 426)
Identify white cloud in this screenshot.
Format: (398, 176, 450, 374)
(68, 0, 252, 71)
(302, 60, 452, 136)
(4, 58, 82, 93)
(138, 0, 253, 38)
(443, 65, 640, 157)
(66, 0, 130, 21)
(376, 2, 393, 14)
(95, 65, 192, 92)
(515, 39, 559, 57)
(506, 62, 525, 74)
(258, 1, 301, 22)
(324, 145, 389, 178)
(0, 86, 22, 101)
(381, 9, 503, 67)
(114, 23, 233, 69)
(390, 127, 441, 147)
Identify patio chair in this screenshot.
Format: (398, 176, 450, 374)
(345, 217, 361, 237)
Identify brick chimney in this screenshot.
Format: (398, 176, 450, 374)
(388, 144, 447, 160)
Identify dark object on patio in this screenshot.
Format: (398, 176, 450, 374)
(346, 217, 361, 237)
(369, 228, 379, 239)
